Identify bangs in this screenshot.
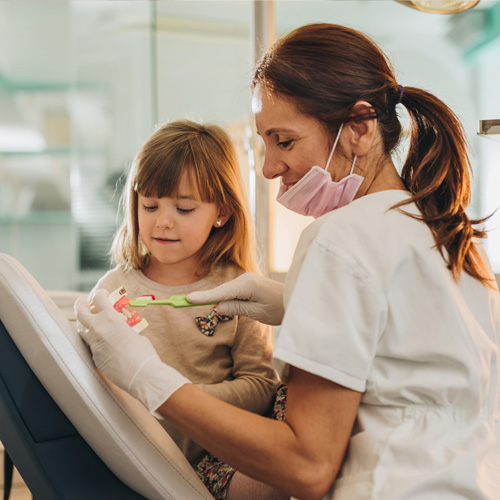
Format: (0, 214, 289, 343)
(134, 147, 190, 199)
(187, 147, 223, 204)
(133, 132, 224, 205)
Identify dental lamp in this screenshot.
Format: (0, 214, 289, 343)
(396, 0, 480, 14)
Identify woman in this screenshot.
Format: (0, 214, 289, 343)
(76, 24, 500, 500)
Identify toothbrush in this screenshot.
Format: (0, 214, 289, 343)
(128, 294, 217, 308)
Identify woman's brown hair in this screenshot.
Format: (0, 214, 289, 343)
(252, 23, 489, 284)
(112, 119, 259, 276)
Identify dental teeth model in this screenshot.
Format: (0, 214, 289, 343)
(108, 287, 149, 333)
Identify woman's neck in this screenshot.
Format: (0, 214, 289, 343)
(357, 156, 406, 198)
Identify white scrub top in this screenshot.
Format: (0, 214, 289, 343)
(274, 190, 500, 500)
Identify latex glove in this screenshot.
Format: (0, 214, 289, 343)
(75, 289, 190, 413)
(187, 272, 285, 326)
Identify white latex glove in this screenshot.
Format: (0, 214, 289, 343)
(187, 272, 285, 326)
(75, 289, 190, 413)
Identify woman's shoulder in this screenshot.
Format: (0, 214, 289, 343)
(292, 189, 435, 282)
(313, 190, 422, 249)
(323, 188, 411, 224)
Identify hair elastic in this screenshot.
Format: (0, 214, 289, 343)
(397, 84, 405, 104)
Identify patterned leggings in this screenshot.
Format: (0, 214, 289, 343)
(196, 384, 287, 500)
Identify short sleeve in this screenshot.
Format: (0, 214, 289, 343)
(273, 237, 387, 392)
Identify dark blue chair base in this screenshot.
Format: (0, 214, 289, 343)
(0, 320, 148, 500)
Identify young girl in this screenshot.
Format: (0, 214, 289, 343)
(90, 119, 280, 497)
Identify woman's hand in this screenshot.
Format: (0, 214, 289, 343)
(187, 272, 285, 326)
(75, 289, 190, 412)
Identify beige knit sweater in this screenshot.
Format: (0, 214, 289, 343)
(92, 264, 279, 465)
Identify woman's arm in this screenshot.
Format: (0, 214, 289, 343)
(76, 290, 361, 499)
(160, 366, 361, 500)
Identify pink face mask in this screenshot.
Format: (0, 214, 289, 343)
(276, 124, 364, 218)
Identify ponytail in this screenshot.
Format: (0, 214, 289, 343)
(395, 87, 490, 284)
(252, 23, 491, 285)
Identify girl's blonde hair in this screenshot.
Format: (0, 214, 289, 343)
(112, 119, 259, 276)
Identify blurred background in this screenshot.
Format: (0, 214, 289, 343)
(0, 0, 499, 292)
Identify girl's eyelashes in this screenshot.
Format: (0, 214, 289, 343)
(138, 195, 196, 213)
(141, 204, 194, 214)
(139, 195, 158, 211)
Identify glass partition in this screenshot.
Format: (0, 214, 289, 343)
(0, 2, 74, 290)
(0, 1, 254, 291)
(70, 1, 155, 290)
(0, 0, 499, 292)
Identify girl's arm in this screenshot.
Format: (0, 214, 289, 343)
(159, 366, 361, 500)
(196, 316, 279, 414)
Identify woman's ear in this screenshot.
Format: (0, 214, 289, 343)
(214, 208, 231, 228)
(344, 101, 378, 157)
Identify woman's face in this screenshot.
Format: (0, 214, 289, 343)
(252, 86, 332, 188)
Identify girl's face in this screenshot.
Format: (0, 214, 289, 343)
(138, 171, 221, 284)
(252, 85, 332, 188)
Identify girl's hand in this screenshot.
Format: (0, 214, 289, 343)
(75, 289, 190, 412)
(187, 272, 285, 326)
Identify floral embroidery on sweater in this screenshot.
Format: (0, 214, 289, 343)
(195, 307, 233, 336)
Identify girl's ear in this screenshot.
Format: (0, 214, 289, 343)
(214, 207, 231, 228)
(344, 101, 378, 157)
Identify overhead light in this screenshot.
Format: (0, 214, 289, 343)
(396, 0, 481, 14)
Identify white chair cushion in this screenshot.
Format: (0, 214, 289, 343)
(0, 253, 214, 500)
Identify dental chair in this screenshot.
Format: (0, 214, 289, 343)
(0, 253, 214, 500)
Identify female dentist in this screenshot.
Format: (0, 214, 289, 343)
(76, 23, 500, 500)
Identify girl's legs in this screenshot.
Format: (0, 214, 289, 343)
(226, 472, 289, 500)
(226, 387, 289, 500)
(196, 385, 288, 500)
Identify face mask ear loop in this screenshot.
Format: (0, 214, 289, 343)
(324, 123, 344, 171)
(349, 155, 357, 175)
